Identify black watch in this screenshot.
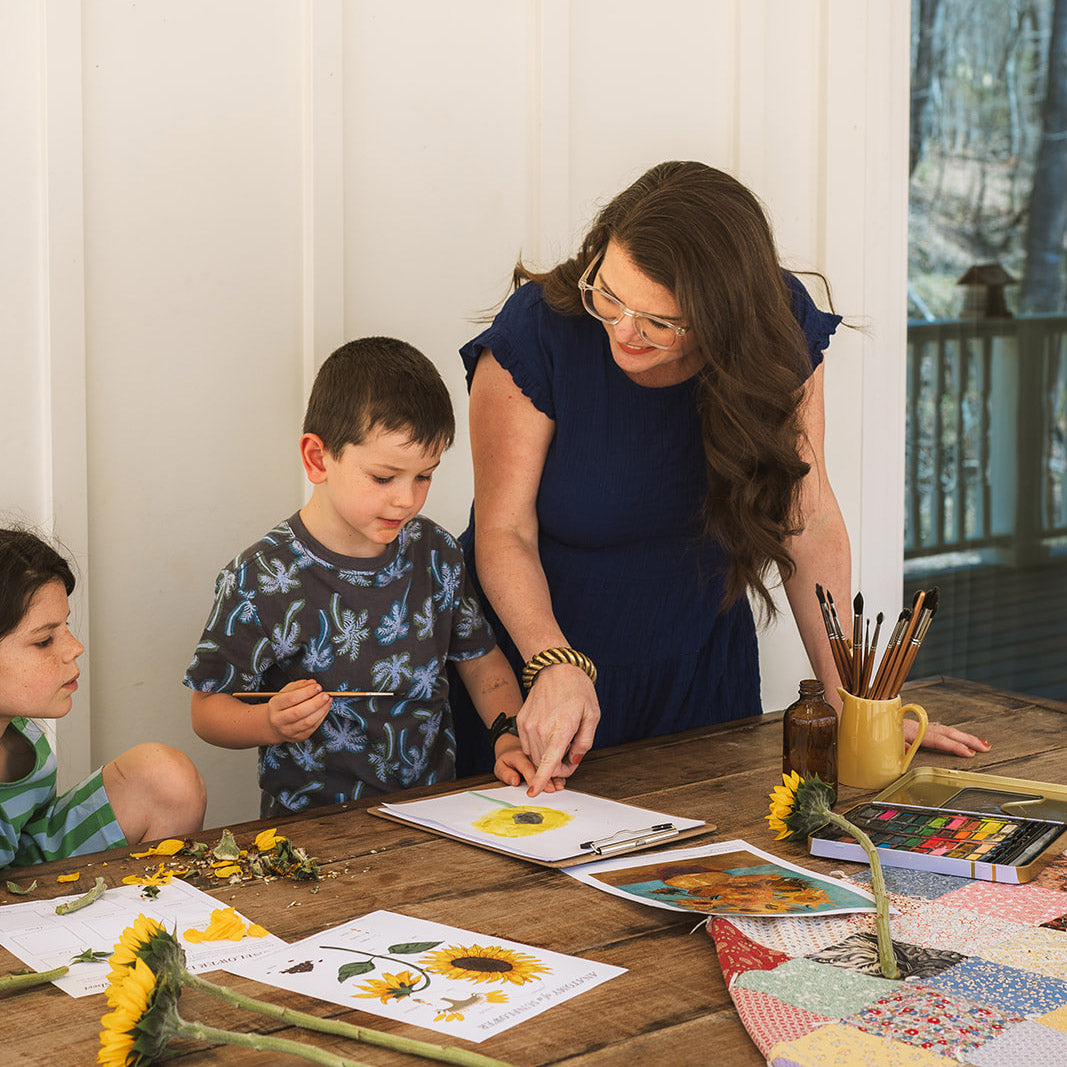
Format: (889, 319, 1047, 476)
(488, 713, 519, 753)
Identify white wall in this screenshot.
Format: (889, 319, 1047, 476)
(2, 0, 909, 829)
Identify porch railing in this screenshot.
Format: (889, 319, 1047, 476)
(905, 315, 1067, 562)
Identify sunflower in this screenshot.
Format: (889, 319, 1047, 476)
(353, 970, 425, 1003)
(420, 944, 552, 986)
(765, 772, 900, 980)
(765, 770, 836, 840)
(472, 806, 572, 838)
(98, 957, 179, 1066)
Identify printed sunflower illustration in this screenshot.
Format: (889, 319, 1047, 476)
(472, 805, 572, 838)
(353, 969, 425, 1003)
(419, 944, 552, 985)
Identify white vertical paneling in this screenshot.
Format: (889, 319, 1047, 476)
(81, 1, 306, 825)
(857, 0, 911, 613)
(301, 0, 346, 382)
(4, 0, 909, 825)
(41, 1, 94, 784)
(342, 1, 533, 538)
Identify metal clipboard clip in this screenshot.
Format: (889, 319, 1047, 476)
(579, 823, 678, 856)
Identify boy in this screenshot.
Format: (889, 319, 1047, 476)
(185, 337, 537, 817)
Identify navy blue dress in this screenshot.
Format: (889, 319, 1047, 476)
(452, 275, 840, 775)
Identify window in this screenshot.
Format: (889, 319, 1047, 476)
(905, 0, 1067, 700)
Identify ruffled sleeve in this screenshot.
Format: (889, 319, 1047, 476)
(785, 272, 842, 372)
(459, 283, 560, 419)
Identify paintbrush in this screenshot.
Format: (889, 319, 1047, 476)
(869, 608, 911, 699)
(860, 611, 883, 698)
(816, 584, 853, 688)
(852, 592, 864, 695)
(889, 587, 939, 696)
(233, 690, 393, 700)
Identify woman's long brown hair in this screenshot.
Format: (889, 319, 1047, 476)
(515, 161, 814, 619)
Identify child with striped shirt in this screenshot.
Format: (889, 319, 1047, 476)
(0, 528, 206, 869)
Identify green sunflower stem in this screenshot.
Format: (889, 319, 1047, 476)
(175, 1017, 374, 1066)
(822, 810, 901, 981)
(183, 971, 515, 1067)
(0, 964, 69, 994)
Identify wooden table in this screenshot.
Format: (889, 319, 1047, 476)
(5, 678, 1066, 1066)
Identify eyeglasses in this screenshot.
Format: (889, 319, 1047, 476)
(577, 257, 689, 350)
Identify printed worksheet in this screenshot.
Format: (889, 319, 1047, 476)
(226, 908, 626, 1042)
(0, 878, 284, 997)
(378, 785, 705, 863)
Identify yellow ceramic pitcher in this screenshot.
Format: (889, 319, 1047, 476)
(837, 687, 929, 790)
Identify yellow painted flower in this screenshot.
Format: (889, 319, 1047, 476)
(472, 806, 572, 838)
(353, 969, 424, 1003)
(420, 944, 551, 986)
(130, 839, 186, 859)
(184, 906, 268, 943)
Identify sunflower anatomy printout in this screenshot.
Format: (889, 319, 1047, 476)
(0, 877, 284, 998)
(376, 785, 705, 863)
(565, 839, 881, 917)
(224, 909, 626, 1041)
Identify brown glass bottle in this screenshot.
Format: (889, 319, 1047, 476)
(782, 679, 838, 801)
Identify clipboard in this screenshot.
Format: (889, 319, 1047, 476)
(369, 785, 714, 868)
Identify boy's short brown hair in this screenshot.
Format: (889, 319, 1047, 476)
(303, 337, 455, 456)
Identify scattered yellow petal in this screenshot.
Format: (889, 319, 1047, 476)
(129, 839, 186, 859)
(122, 862, 175, 887)
(184, 906, 266, 943)
(213, 864, 242, 879)
(56, 872, 81, 883)
(254, 828, 281, 851)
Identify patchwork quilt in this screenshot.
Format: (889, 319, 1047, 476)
(709, 852, 1067, 1065)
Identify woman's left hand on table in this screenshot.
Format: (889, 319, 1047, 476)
(908, 718, 990, 757)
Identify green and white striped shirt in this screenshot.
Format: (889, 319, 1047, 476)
(0, 718, 125, 869)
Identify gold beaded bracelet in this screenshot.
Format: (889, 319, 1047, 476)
(521, 647, 597, 691)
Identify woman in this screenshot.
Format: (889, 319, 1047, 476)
(454, 161, 987, 794)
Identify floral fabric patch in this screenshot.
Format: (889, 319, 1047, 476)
(936, 880, 1067, 926)
(806, 932, 966, 980)
(709, 917, 791, 986)
(845, 867, 972, 901)
(768, 1022, 947, 1066)
(732, 957, 902, 1018)
(726, 911, 868, 958)
(729, 986, 833, 1056)
(963, 1018, 1067, 1066)
(844, 985, 1021, 1056)
(883, 897, 1029, 956)
(977, 925, 1067, 980)
(923, 956, 1067, 1015)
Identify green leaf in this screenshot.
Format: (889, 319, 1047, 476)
(5, 880, 37, 896)
(387, 941, 441, 954)
(70, 948, 110, 964)
(210, 829, 241, 861)
(337, 961, 376, 982)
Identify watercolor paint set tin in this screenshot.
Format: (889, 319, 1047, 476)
(807, 767, 1067, 883)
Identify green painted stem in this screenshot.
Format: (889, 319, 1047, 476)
(184, 971, 515, 1067)
(176, 1018, 373, 1066)
(0, 964, 69, 994)
(823, 810, 901, 980)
